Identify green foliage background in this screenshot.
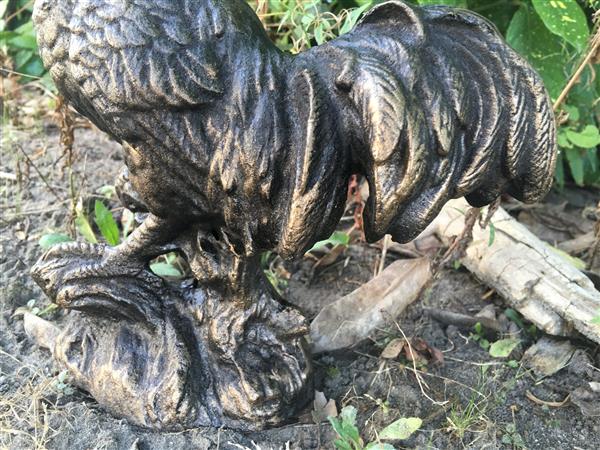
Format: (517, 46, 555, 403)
(2, 0, 599, 188)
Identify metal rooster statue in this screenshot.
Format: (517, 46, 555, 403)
(30, 0, 556, 430)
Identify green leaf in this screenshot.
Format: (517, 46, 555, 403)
(150, 262, 183, 278)
(309, 231, 350, 253)
(328, 416, 347, 441)
(488, 222, 496, 247)
(468, 0, 518, 35)
(8, 22, 38, 49)
(15, 53, 45, 77)
(564, 147, 585, 186)
(97, 184, 117, 199)
(565, 125, 600, 149)
(39, 233, 73, 249)
(506, 4, 567, 100)
(504, 308, 525, 329)
(379, 417, 422, 441)
(340, 3, 372, 35)
(94, 200, 120, 246)
(333, 439, 353, 450)
(340, 406, 361, 446)
(587, 150, 599, 178)
(329, 406, 363, 449)
(75, 214, 98, 244)
(489, 338, 520, 358)
(531, 0, 589, 52)
(557, 130, 573, 149)
(563, 105, 580, 122)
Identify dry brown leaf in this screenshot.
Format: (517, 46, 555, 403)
(315, 244, 347, 267)
(312, 390, 338, 423)
(310, 258, 432, 353)
(381, 338, 405, 359)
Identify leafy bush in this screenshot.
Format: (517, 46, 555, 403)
(3, 0, 599, 187)
(1, 0, 46, 80)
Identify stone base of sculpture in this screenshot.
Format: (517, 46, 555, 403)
(31, 238, 312, 431)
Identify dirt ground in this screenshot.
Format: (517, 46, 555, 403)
(1, 89, 599, 450)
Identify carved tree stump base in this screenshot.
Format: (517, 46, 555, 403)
(31, 242, 312, 431)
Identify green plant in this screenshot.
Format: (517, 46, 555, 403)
(470, 322, 491, 350)
(471, 322, 522, 359)
(252, 0, 372, 53)
(39, 233, 72, 249)
(308, 230, 351, 253)
(488, 338, 521, 358)
(93, 200, 120, 246)
(52, 370, 75, 396)
(150, 252, 184, 279)
(0, 0, 49, 83)
(328, 406, 421, 450)
(12, 298, 58, 318)
(260, 251, 288, 294)
(447, 396, 485, 440)
(501, 423, 526, 448)
(504, 308, 538, 338)
(41, 196, 186, 278)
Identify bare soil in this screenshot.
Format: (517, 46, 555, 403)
(1, 94, 599, 449)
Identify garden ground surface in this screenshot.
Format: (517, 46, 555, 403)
(1, 90, 599, 450)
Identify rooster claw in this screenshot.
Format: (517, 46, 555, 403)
(32, 241, 164, 327)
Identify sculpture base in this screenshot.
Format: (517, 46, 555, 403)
(30, 242, 312, 431)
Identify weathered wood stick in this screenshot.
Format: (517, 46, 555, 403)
(432, 198, 600, 344)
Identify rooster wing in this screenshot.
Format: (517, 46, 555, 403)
(290, 1, 557, 245)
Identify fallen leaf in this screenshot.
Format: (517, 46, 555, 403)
(521, 337, 575, 377)
(312, 391, 338, 423)
(315, 244, 347, 267)
(403, 345, 427, 365)
(381, 338, 405, 359)
(310, 258, 432, 353)
(23, 312, 60, 352)
(489, 338, 520, 358)
(410, 337, 444, 365)
(489, 338, 521, 358)
(379, 417, 422, 440)
(571, 386, 600, 417)
(428, 346, 445, 365)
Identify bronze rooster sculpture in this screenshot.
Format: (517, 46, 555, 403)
(31, 0, 556, 431)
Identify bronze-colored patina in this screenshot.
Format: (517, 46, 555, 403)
(31, 0, 556, 430)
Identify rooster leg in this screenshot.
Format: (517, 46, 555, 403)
(31, 213, 184, 316)
(108, 213, 181, 266)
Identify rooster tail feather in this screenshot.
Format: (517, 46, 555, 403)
(337, 0, 556, 243)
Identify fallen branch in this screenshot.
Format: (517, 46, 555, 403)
(432, 198, 600, 344)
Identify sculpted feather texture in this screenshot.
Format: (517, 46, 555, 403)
(30, 0, 557, 431)
(34, 0, 556, 255)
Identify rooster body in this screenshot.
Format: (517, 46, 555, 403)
(34, 0, 556, 259)
(31, 0, 557, 430)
